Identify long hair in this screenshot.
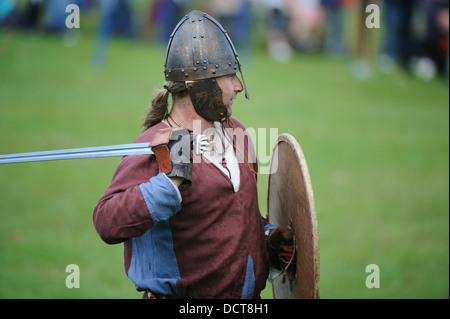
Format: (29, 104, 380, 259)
(142, 82, 189, 130)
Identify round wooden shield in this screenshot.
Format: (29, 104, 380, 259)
(267, 133, 320, 299)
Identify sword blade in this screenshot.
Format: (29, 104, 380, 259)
(0, 143, 154, 164)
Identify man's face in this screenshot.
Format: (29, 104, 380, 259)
(216, 74, 243, 117)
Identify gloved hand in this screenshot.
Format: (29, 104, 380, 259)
(268, 226, 297, 282)
(149, 128, 209, 182)
(166, 129, 193, 181)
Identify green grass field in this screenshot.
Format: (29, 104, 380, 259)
(0, 29, 448, 299)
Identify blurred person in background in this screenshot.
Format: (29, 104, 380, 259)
(111, 0, 135, 38)
(413, 0, 449, 80)
(0, 0, 95, 33)
(95, 0, 135, 39)
(0, 0, 42, 30)
(230, 0, 252, 50)
(381, 0, 449, 81)
(205, 0, 240, 38)
(45, 0, 73, 33)
(320, 0, 356, 56)
(93, 10, 296, 299)
(286, 0, 325, 52)
(92, 0, 136, 67)
(203, 0, 252, 49)
(261, 0, 294, 62)
(151, 0, 188, 44)
(381, 0, 417, 72)
(262, 0, 325, 59)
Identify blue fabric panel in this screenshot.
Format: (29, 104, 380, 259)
(127, 221, 181, 297)
(139, 173, 181, 223)
(241, 255, 255, 299)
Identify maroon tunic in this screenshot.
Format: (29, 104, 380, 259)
(93, 117, 271, 298)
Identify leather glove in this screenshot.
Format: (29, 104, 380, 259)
(166, 128, 194, 181)
(149, 128, 209, 182)
(268, 226, 297, 282)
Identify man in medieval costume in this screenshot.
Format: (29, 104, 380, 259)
(93, 10, 295, 299)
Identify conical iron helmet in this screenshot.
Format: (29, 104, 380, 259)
(164, 10, 249, 122)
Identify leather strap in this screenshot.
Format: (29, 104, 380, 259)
(151, 145, 171, 174)
(148, 128, 176, 174)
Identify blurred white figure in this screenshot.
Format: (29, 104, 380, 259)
(261, 0, 293, 62)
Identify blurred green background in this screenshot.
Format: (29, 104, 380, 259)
(0, 0, 448, 299)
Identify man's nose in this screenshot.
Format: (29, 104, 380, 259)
(233, 75, 243, 93)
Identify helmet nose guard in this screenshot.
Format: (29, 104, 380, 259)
(163, 10, 249, 100)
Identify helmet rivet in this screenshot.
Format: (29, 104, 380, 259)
(193, 35, 197, 39)
(203, 60, 207, 64)
(194, 67, 198, 71)
(185, 74, 189, 78)
(196, 61, 200, 65)
(201, 35, 204, 38)
(203, 66, 207, 70)
(215, 64, 219, 68)
(212, 70, 216, 74)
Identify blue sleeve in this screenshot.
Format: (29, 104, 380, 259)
(139, 173, 182, 223)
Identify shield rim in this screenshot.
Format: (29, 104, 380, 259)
(267, 133, 320, 299)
